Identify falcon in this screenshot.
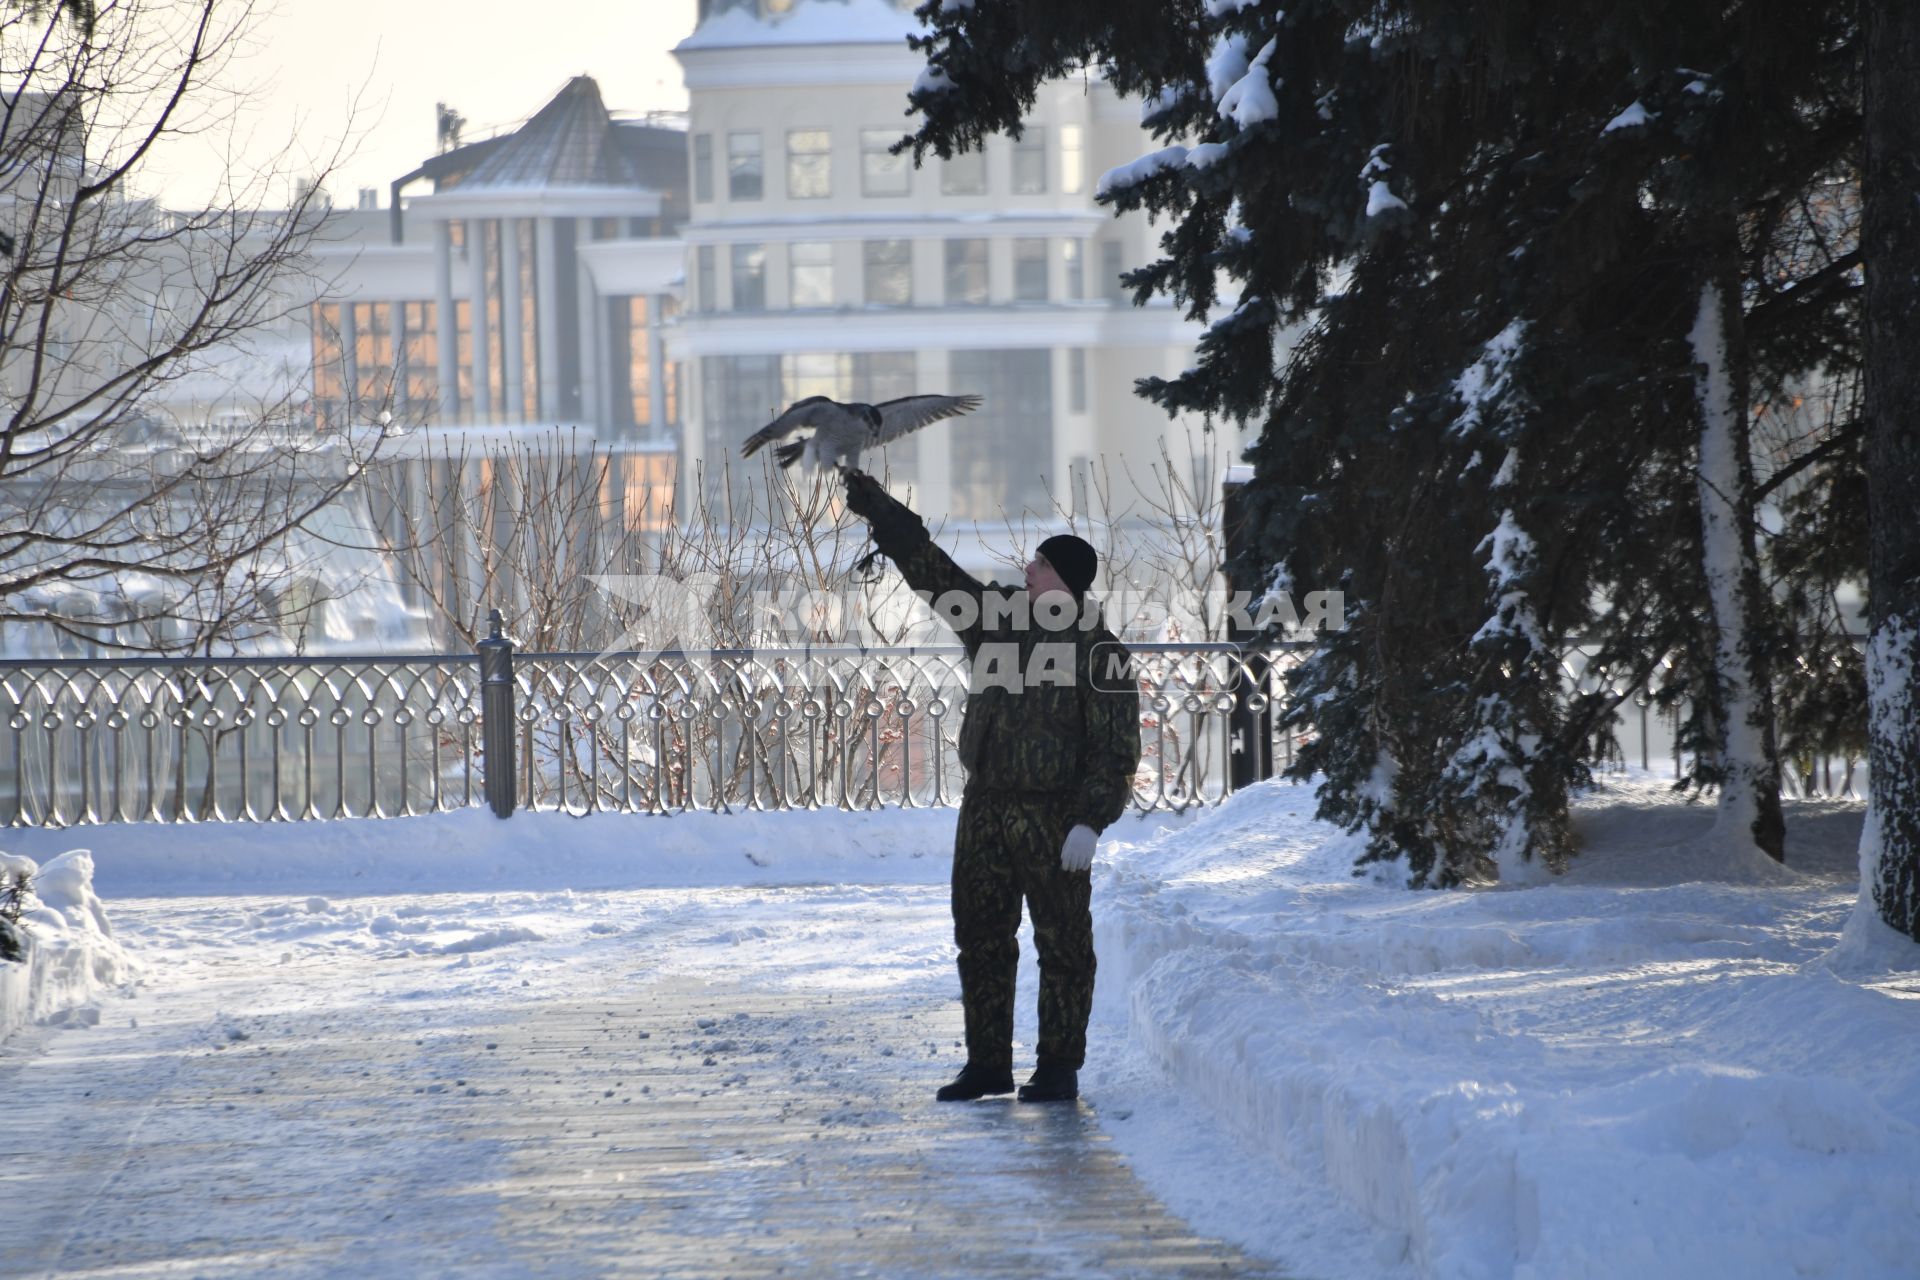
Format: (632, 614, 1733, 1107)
(740, 393, 982, 472)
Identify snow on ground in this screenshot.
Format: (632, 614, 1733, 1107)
(4, 773, 1917, 1280)
(2, 804, 961, 900)
(1097, 774, 1917, 1279)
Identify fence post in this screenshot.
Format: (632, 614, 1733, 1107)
(478, 608, 517, 818)
(1222, 467, 1273, 792)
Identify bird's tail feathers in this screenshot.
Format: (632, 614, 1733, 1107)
(775, 440, 807, 469)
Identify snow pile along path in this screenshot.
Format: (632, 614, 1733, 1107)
(1094, 775, 1918, 1280)
(1, 805, 962, 900)
(0, 848, 133, 1042)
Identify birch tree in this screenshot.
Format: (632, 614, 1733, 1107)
(1855, 0, 1920, 945)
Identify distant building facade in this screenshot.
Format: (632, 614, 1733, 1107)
(672, 0, 1214, 531)
(310, 0, 1220, 543)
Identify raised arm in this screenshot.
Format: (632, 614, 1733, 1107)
(842, 469, 987, 650)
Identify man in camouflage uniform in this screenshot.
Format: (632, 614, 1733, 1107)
(843, 470, 1141, 1103)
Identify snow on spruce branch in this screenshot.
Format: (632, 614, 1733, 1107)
(1206, 32, 1251, 102)
(1186, 141, 1231, 170)
(1450, 320, 1527, 436)
(912, 63, 956, 95)
(1096, 145, 1190, 199)
(1139, 83, 1192, 128)
(1602, 101, 1654, 134)
(1360, 143, 1407, 217)
(1218, 36, 1280, 129)
(1472, 509, 1546, 653)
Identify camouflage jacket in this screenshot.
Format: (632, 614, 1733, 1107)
(866, 501, 1142, 832)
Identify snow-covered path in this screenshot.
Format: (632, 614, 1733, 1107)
(2, 885, 1298, 1279)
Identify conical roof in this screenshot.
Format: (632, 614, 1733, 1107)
(459, 77, 641, 189)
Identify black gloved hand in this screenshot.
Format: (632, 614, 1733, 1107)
(842, 468, 891, 522)
(841, 468, 927, 556)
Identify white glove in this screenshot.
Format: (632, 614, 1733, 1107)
(1060, 823, 1098, 872)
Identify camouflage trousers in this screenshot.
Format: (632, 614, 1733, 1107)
(951, 786, 1096, 1072)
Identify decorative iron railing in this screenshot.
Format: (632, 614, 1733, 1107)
(0, 630, 1302, 828)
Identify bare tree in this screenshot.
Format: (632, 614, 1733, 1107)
(370, 432, 925, 810)
(0, 0, 375, 655)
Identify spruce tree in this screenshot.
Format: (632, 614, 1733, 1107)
(902, 0, 1862, 885)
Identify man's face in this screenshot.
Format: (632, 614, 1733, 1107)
(1024, 552, 1071, 598)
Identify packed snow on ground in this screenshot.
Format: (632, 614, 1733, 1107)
(5, 773, 1916, 1280)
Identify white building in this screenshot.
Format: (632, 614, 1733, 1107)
(671, 0, 1214, 538)
(310, 0, 1221, 563)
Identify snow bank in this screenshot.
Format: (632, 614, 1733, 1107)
(1094, 775, 1918, 1280)
(1, 806, 960, 900)
(0, 849, 132, 1043)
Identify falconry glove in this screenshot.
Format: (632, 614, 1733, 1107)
(843, 470, 928, 558)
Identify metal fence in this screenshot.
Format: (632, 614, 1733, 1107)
(0, 623, 1299, 828)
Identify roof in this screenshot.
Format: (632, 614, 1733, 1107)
(675, 0, 924, 52)
(457, 77, 641, 190)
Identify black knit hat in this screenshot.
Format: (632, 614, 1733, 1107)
(1036, 534, 1098, 597)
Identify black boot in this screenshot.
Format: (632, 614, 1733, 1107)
(935, 1062, 1015, 1101)
(1017, 1063, 1079, 1103)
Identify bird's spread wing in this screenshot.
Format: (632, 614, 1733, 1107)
(741, 397, 836, 457)
(868, 394, 982, 444)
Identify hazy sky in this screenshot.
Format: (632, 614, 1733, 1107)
(157, 0, 700, 207)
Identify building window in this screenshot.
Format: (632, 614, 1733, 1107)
(610, 295, 656, 433)
(787, 128, 831, 199)
(615, 452, 679, 536)
(402, 300, 437, 421)
(1101, 239, 1126, 302)
(861, 128, 910, 197)
(1014, 239, 1048, 302)
(354, 300, 396, 414)
(941, 148, 986, 196)
(454, 298, 474, 418)
(863, 239, 912, 306)
(692, 133, 714, 203)
(696, 245, 716, 312)
(1060, 124, 1084, 195)
(701, 354, 782, 504)
(1012, 126, 1047, 195)
(727, 131, 763, 201)
(731, 243, 767, 312)
(786, 351, 847, 406)
(512, 218, 538, 420)
(949, 349, 1053, 520)
(310, 302, 345, 430)
(789, 241, 834, 308)
(1069, 347, 1087, 413)
(944, 238, 988, 306)
(1063, 239, 1084, 300)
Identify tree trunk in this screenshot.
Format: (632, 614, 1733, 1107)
(1859, 0, 1920, 942)
(1689, 264, 1787, 862)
